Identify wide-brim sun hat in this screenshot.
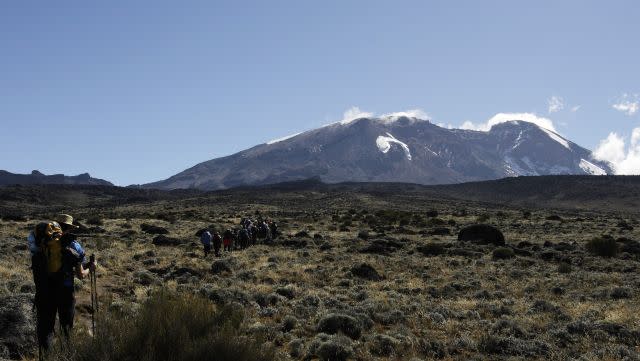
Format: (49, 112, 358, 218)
(56, 214, 79, 229)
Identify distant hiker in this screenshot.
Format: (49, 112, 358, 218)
(28, 214, 95, 353)
(250, 224, 258, 246)
(270, 221, 278, 239)
(212, 231, 222, 257)
(238, 228, 249, 249)
(223, 229, 233, 252)
(200, 229, 212, 257)
(260, 221, 272, 243)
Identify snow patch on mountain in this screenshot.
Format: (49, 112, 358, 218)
(267, 132, 302, 145)
(376, 133, 412, 160)
(540, 127, 570, 149)
(579, 159, 607, 175)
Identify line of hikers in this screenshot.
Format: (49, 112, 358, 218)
(199, 218, 278, 257)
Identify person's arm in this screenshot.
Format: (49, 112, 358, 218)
(75, 262, 90, 279)
(75, 259, 96, 279)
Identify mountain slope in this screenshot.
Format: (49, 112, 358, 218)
(145, 117, 612, 190)
(0, 170, 113, 187)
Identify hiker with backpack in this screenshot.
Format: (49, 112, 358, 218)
(238, 227, 249, 249)
(223, 229, 233, 252)
(250, 223, 258, 246)
(28, 214, 95, 353)
(212, 231, 222, 257)
(270, 221, 278, 240)
(200, 229, 212, 257)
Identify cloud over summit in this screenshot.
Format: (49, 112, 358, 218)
(460, 113, 557, 132)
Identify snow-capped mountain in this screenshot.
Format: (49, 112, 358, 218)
(144, 117, 611, 190)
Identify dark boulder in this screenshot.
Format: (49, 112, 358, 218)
(618, 238, 640, 255)
(151, 235, 183, 246)
(350, 263, 381, 281)
(140, 223, 169, 235)
(0, 293, 36, 360)
(211, 259, 232, 274)
(458, 225, 505, 246)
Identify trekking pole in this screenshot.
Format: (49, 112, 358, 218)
(89, 254, 97, 337)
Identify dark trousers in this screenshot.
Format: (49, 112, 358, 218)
(203, 243, 211, 257)
(35, 275, 76, 351)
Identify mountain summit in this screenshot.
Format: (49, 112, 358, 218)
(144, 117, 611, 190)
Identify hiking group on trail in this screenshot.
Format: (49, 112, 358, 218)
(24, 213, 277, 356)
(27, 214, 97, 357)
(199, 217, 278, 257)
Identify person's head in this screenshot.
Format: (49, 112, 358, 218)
(56, 214, 79, 232)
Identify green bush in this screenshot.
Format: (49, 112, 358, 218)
(51, 290, 273, 361)
(586, 237, 619, 258)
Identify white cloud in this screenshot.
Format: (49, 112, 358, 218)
(339, 106, 374, 125)
(594, 128, 640, 174)
(459, 112, 557, 132)
(548, 96, 564, 114)
(570, 105, 581, 112)
(612, 94, 639, 116)
(380, 109, 430, 120)
(336, 106, 429, 125)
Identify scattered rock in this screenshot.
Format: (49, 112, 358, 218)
(276, 284, 296, 299)
(610, 287, 632, 300)
(458, 224, 505, 246)
(618, 238, 640, 255)
(211, 259, 232, 274)
(151, 235, 183, 246)
(350, 263, 381, 281)
(140, 223, 169, 235)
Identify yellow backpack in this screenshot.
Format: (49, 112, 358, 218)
(34, 222, 64, 273)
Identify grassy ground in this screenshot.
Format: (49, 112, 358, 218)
(1, 184, 639, 360)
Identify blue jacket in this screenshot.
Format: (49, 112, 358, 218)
(200, 231, 212, 246)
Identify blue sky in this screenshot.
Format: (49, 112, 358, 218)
(2, 1, 640, 185)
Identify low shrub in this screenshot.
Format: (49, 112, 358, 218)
(492, 247, 515, 260)
(51, 290, 273, 361)
(586, 237, 619, 258)
(416, 243, 446, 256)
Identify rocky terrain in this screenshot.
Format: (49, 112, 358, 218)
(1, 177, 639, 360)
